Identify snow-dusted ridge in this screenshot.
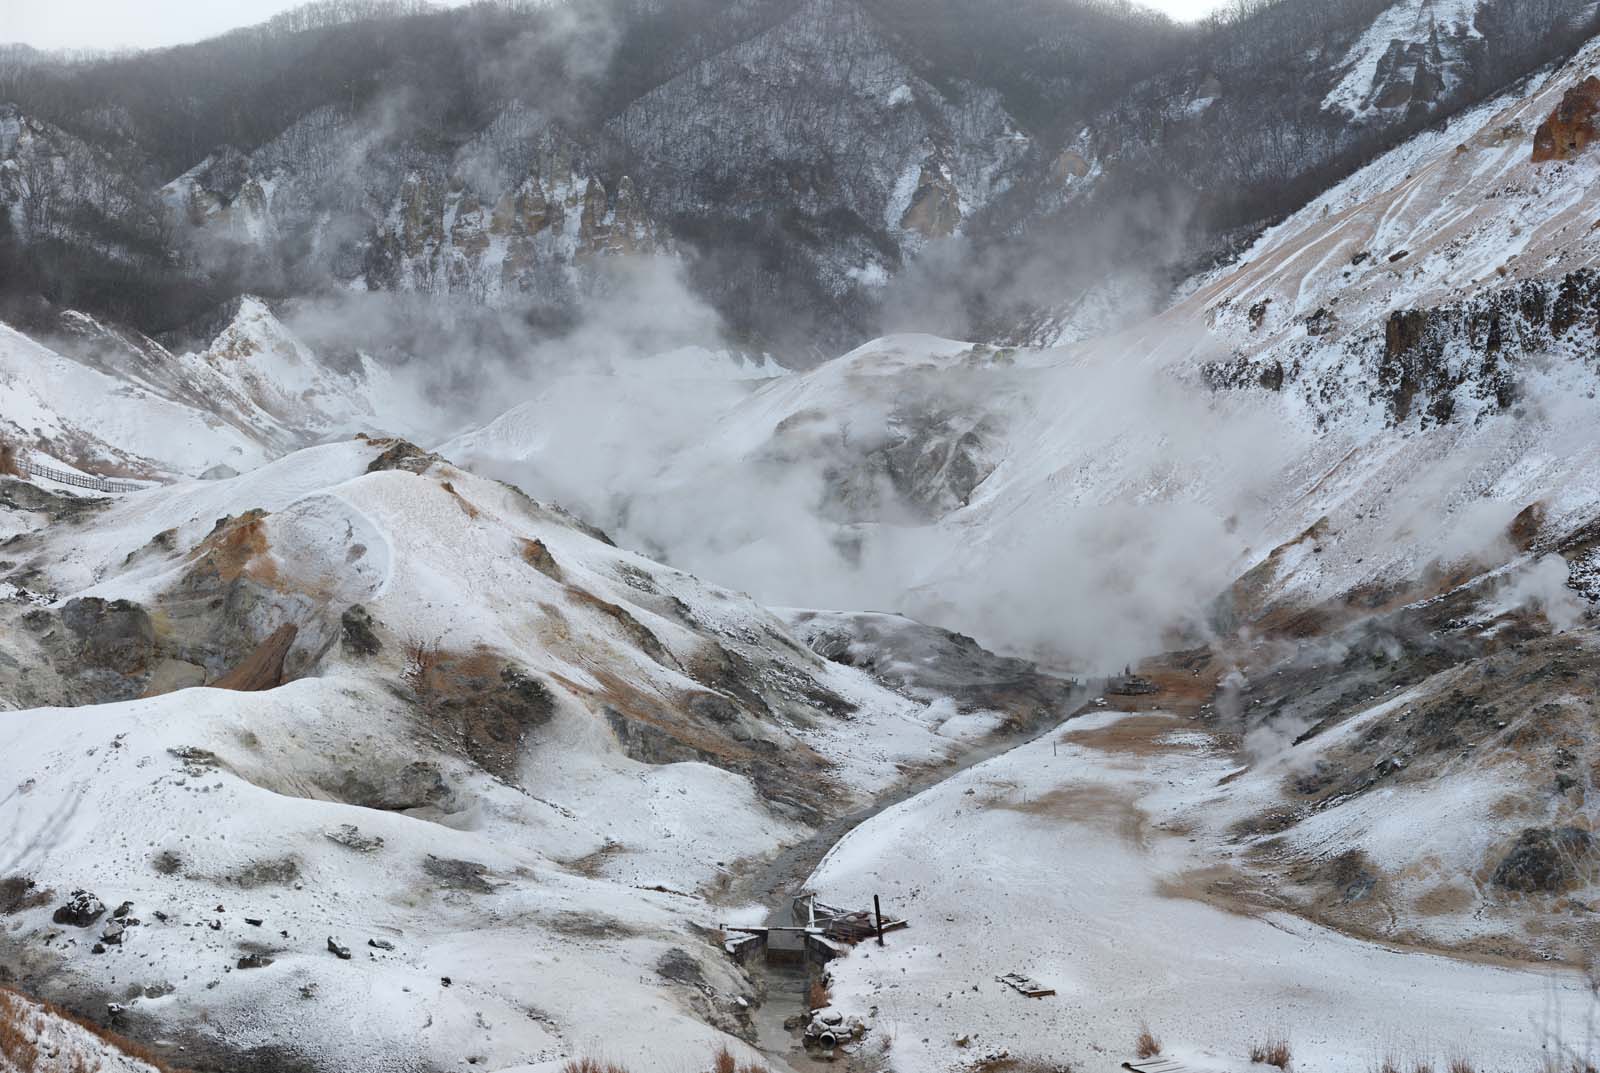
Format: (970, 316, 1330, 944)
(0, 435, 1075, 1072)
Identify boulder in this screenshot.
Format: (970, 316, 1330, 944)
(52, 890, 105, 927)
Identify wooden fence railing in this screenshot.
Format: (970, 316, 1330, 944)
(16, 454, 143, 494)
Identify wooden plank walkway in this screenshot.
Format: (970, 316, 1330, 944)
(995, 971, 1055, 998)
(1122, 1058, 1206, 1073)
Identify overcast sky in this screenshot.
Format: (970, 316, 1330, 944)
(3, 0, 1226, 51)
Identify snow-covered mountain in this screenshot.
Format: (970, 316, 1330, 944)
(0, 298, 433, 480)
(3, 5, 1600, 1073)
(4, 0, 1597, 356)
(0, 434, 1077, 1071)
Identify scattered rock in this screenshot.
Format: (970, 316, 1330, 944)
(327, 937, 352, 960)
(112, 901, 133, 918)
(440, 976, 452, 987)
(237, 952, 274, 969)
(422, 855, 495, 893)
(324, 824, 385, 853)
(52, 890, 106, 927)
(368, 938, 395, 951)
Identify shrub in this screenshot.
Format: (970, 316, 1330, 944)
(1136, 1025, 1162, 1059)
(1249, 1037, 1292, 1069)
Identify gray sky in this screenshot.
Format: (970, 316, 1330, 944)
(4, 0, 1226, 51)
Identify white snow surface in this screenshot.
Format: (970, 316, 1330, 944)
(811, 709, 1598, 1073)
(0, 438, 1029, 1073)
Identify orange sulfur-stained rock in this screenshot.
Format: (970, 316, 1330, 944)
(211, 623, 298, 692)
(1532, 76, 1600, 163)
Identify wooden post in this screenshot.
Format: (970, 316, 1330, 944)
(873, 895, 885, 946)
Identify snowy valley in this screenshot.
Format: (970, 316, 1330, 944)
(3, 1, 1600, 1073)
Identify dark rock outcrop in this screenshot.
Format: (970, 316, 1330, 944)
(336, 761, 456, 813)
(1492, 827, 1593, 893)
(60, 597, 155, 675)
(340, 605, 382, 658)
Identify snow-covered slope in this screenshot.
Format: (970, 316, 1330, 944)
(0, 987, 163, 1073)
(0, 435, 1074, 1072)
(0, 299, 430, 481)
(811, 707, 1599, 1073)
(449, 37, 1600, 670)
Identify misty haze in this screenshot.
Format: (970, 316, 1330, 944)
(1, 1, 1599, 1072)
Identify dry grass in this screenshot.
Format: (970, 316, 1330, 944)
(1377, 1058, 1403, 1073)
(0, 985, 187, 1071)
(0, 989, 41, 1071)
(563, 1049, 771, 1073)
(807, 979, 832, 1011)
(401, 634, 444, 692)
(0, 439, 18, 479)
(1135, 1025, 1162, 1059)
(1446, 1058, 1474, 1073)
(1248, 1037, 1292, 1069)
(562, 1059, 631, 1073)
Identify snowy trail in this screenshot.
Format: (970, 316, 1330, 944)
(807, 709, 1600, 1073)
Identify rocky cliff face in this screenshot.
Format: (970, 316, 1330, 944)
(4, 0, 1597, 357)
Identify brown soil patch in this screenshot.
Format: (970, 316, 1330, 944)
(439, 480, 480, 519)
(1156, 862, 1279, 918)
(1414, 883, 1476, 915)
(1534, 75, 1600, 163)
(409, 645, 556, 780)
(562, 840, 627, 879)
(995, 783, 1151, 848)
(1061, 713, 1197, 756)
(566, 586, 679, 669)
(520, 538, 565, 582)
(1, 984, 188, 1071)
